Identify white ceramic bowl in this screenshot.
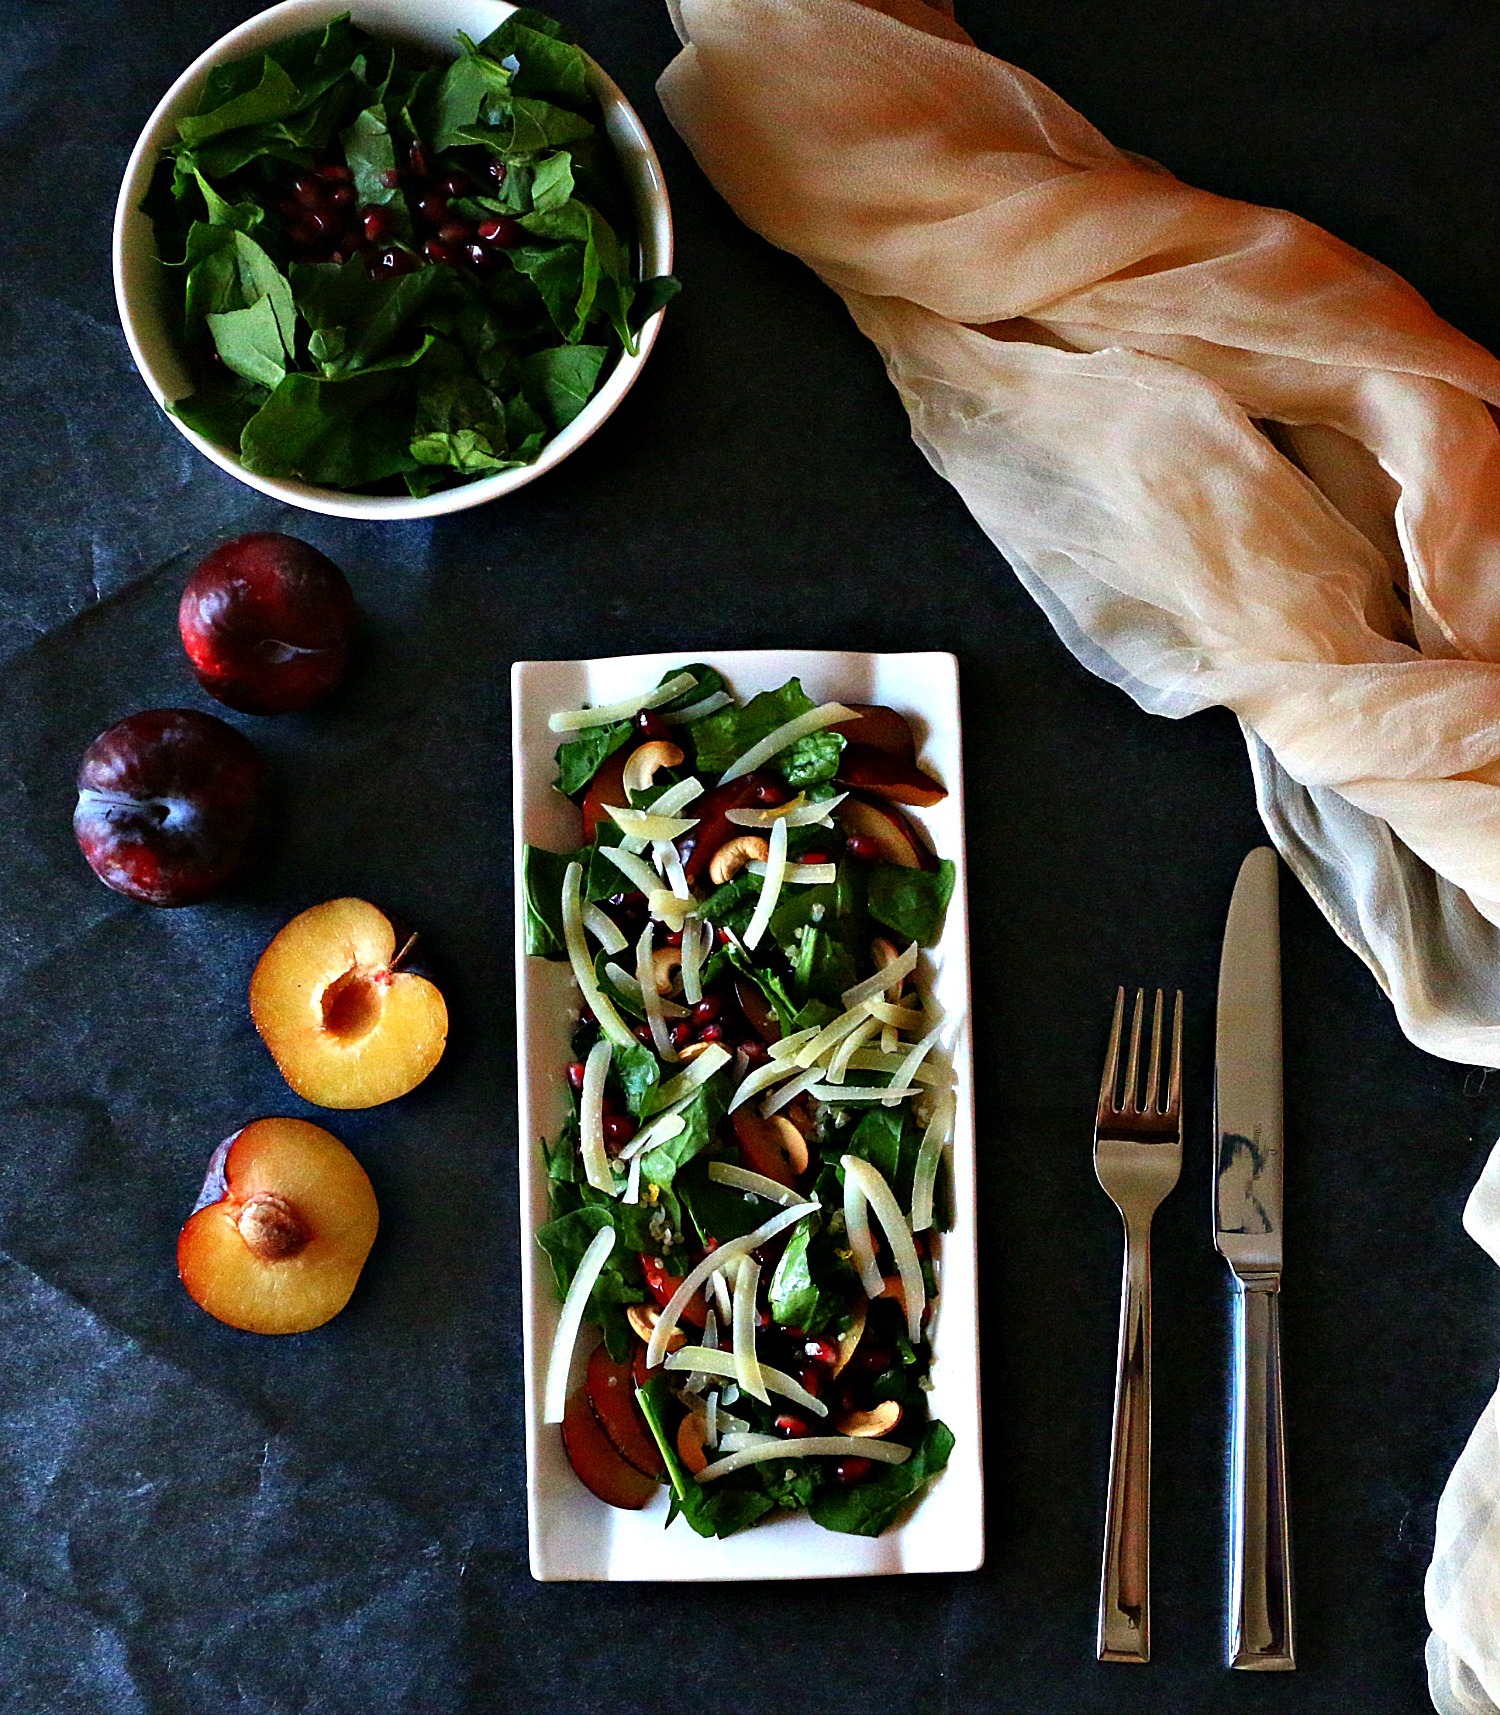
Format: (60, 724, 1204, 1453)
(112, 0, 673, 521)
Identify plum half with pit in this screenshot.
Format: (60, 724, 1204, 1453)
(179, 532, 357, 716)
(73, 708, 267, 906)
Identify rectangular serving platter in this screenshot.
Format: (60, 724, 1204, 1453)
(512, 649, 983, 1581)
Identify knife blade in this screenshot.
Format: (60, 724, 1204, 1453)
(1214, 845, 1295, 1671)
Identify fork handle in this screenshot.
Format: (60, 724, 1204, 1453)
(1227, 1275, 1295, 1669)
(1097, 1219, 1152, 1662)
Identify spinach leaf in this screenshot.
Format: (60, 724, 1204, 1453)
(481, 11, 591, 105)
(178, 57, 302, 146)
(781, 728, 844, 787)
(807, 1419, 955, 1537)
(631, 274, 682, 329)
(207, 294, 290, 388)
(521, 842, 575, 959)
(844, 1104, 924, 1209)
(658, 664, 724, 713)
(291, 255, 453, 373)
(691, 678, 814, 777)
(768, 1218, 821, 1329)
(519, 343, 607, 429)
(612, 1039, 660, 1118)
(534, 1203, 645, 1359)
(340, 103, 411, 239)
(791, 921, 857, 1008)
(529, 150, 576, 213)
(866, 860, 956, 946)
(554, 720, 631, 795)
(183, 226, 296, 352)
(676, 1153, 774, 1246)
(170, 375, 268, 447)
(635, 1377, 775, 1539)
(431, 46, 513, 150)
(638, 1075, 728, 1188)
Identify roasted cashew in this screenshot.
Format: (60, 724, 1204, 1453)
(623, 740, 684, 797)
(709, 834, 770, 886)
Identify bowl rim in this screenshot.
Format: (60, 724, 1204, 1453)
(112, 0, 674, 522)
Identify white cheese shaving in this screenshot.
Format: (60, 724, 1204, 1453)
(707, 1160, 806, 1207)
(842, 942, 919, 1010)
(680, 916, 706, 1005)
(581, 902, 627, 956)
(636, 923, 678, 1063)
(728, 1056, 800, 1113)
(602, 963, 688, 1018)
(911, 1092, 955, 1233)
(863, 998, 927, 1031)
(743, 814, 788, 951)
(709, 1268, 733, 1324)
(793, 1005, 876, 1069)
(705, 1391, 719, 1448)
(717, 1430, 781, 1454)
(542, 1224, 616, 1423)
(666, 1349, 826, 1417)
(562, 862, 635, 1050)
(640, 777, 704, 816)
(578, 1040, 615, 1193)
(719, 703, 860, 784)
(647, 889, 696, 930)
(748, 861, 836, 886)
(654, 1042, 731, 1106)
(760, 1064, 824, 1117)
(843, 1164, 883, 1298)
(696, 1437, 911, 1483)
(620, 1108, 684, 1161)
(767, 1025, 822, 1062)
(605, 805, 699, 843)
(662, 688, 732, 725)
(827, 1014, 882, 1085)
(654, 839, 692, 900)
(731, 1255, 768, 1404)
(803, 1083, 922, 1103)
(600, 844, 663, 897)
(623, 1153, 643, 1205)
(843, 1155, 925, 1342)
(646, 1201, 820, 1368)
(548, 671, 697, 732)
(725, 792, 847, 828)
(884, 1025, 946, 1107)
(846, 1051, 953, 1086)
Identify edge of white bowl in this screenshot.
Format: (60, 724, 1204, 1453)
(112, 0, 674, 521)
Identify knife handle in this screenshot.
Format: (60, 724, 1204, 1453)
(1228, 1275, 1295, 1670)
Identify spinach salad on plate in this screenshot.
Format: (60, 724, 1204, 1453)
(143, 9, 677, 496)
(524, 667, 960, 1539)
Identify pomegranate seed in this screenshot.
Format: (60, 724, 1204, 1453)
(669, 1020, 693, 1049)
(277, 196, 303, 222)
(856, 1345, 893, 1374)
(373, 247, 417, 276)
(464, 242, 495, 272)
(716, 926, 732, 945)
(287, 221, 318, 250)
(438, 217, 475, 245)
(743, 1040, 770, 1066)
(803, 1336, 839, 1367)
(603, 1113, 637, 1148)
(774, 1414, 810, 1437)
(691, 996, 722, 1024)
(699, 1022, 725, 1044)
(328, 249, 347, 266)
(380, 167, 401, 189)
(834, 1456, 873, 1486)
(664, 928, 684, 947)
(417, 193, 449, 228)
(301, 208, 334, 239)
(291, 174, 323, 207)
(362, 206, 392, 242)
(565, 1061, 587, 1092)
(486, 158, 508, 184)
(796, 1365, 823, 1398)
(438, 172, 473, 199)
(845, 833, 880, 861)
(330, 184, 354, 208)
(423, 239, 459, 266)
(633, 1023, 655, 1047)
(801, 850, 832, 866)
(407, 142, 428, 178)
(477, 214, 522, 249)
(315, 161, 352, 182)
(753, 780, 788, 805)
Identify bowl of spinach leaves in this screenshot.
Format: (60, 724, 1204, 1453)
(114, 0, 676, 519)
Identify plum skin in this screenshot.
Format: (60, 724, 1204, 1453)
(179, 532, 357, 716)
(73, 708, 267, 906)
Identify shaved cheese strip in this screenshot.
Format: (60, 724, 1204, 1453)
(827, 1014, 882, 1085)
(884, 1025, 946, 1107)
(726, 791, 847, 828)
(605, 805, 699, 843)
(666, 1349, 826, 1417)
(881, 1024, 898, 1055)
(743, 814, 788, 951)
(708, 1160, 805, 1207)
(582, 902, 627, 956)
(644, 777, 704, 816)
(647, 889, 695, 930)
(654, 840, 692, 900)
(578, 1040, 615, 1193)
(843, 1164, 883, 1297)
(562, 863, 634, 1049)
(793, 1004, 876, 1068)
(603, 963, 688, 1018)
(847, 1051, 953, 1086)
(718, 1430, 783, 1455)
(600, 844, 662, 896)
(911, 1092, 956, 1234)
(863, 998, 927, 1030)
(636, 922, 678, 1063)
(548, 671, 697, 733)
(732, 1255, 768, 1403)
(842, 943, 919, 1010)
(719, 703, 860, 784)
(654, 1042, 731, 1107)
(703, 1307, 720, 1350)
(803, 1083, 922, 1103)
(680, 916, 706, 1005)
(698, 1437, 911, 1483)
(646, 1201, 819, 1368)
(844, 1155, 925, 1342)
(705, 1391, 719, 1448)
(662, 688, 732, 725)
(748, 861, 836, 886)
(620, 1109, 684, 1160)
(760, 1064, 824, 1116)
(728, 1056, 801, 1113)
(768, 1025, 823, 1062)
(623, 1153, 643, 1205)
(542, 1224, 616, 1422)
(709, 1268, 733, 1323)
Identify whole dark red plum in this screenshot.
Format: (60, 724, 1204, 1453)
(73, 709, 267, 906)
(178, 533, 357, 716)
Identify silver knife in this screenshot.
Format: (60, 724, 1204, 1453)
(1214, 846, 1295, 1671)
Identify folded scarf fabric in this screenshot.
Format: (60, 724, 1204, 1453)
(659, 0, 1500, 1069)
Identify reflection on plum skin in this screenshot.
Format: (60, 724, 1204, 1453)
(1218, 1131, 1274, 1236)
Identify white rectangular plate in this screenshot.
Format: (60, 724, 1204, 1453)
(512, 650, 982, 1581)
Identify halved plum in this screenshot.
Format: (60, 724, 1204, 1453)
(562, 1385, 658, 1509)
(837, 796, 936, 870)
(831, 704, 916, 761)
(641, 1254, 709, 1327)
(581, 745, 631, 842)
(836, 743, 946, 809)
(587, 1341, 666, 1478)
(677, 771, 784, 887)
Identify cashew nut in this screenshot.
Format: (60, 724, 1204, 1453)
(623, 740, 684, 798)
(731, 1107, 810, 1186)
(709, 834, 770, 886)
(651, 946, 683, 996)
(871, 936, 906, 1000)
(627, 1302, 685, 1353)
(677, 1410, 710, 1475)
(833, 1399, 903, 1439)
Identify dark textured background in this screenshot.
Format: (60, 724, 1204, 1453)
(4, 0, 1499, 1710)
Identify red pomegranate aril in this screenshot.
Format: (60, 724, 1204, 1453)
(486, 158, 508, 184)
(277, 196, 303, 222)
(834, 1456, 873, 1486)
(802, 850, 832, 866)
(423, 239, 459, 267)
(669, 1020, 693, 1050)
(329, 184, 354, 208)
(464, 242, 495, 272)
(775, 1414, 810, 1438)
(287, 221, 319, 251)
(699, 1022, 725, 1044)
(566, 1061, 587, 1092)
(407, 142, 428, 178)
(846, 833, 880, 861)
(796, 1365, 823, 1398)
(477, 214, 522, 249)
(314, 161, 353, 183)
(438, 172, 473, 199)
(716, 926, 733, 946)
(633, 707, 672, 741)
(291, 174, 323, 207)
(302, 208, 335, 239)
(753, 780, 788, 805)
(417, 193, 449, 228)
(664, 928, 684, 948)
(438, 217, 475, 245)
(380, 167, 401, 189)
(857, 1345, 894, 1373)
(803, 1336, 839, 1367)
(328, 249, 348, 266)
(633, 1023, 655, 1047)
(742, 1039, 770, 1066)
(362, 206, 392, 242)
(691, 996, 722, 1025)
(603, 1114, 637, 1148)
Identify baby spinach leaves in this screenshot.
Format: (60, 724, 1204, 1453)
(808, 1420, 955, 1537)
(866, 859, 956, 946)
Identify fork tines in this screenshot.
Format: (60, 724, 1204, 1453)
(1097, 987, 1183, 1127)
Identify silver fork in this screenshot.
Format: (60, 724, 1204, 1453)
(1094, 986, 1184, 1664)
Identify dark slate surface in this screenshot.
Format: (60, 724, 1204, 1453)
(4, 0, 1499, 1710)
